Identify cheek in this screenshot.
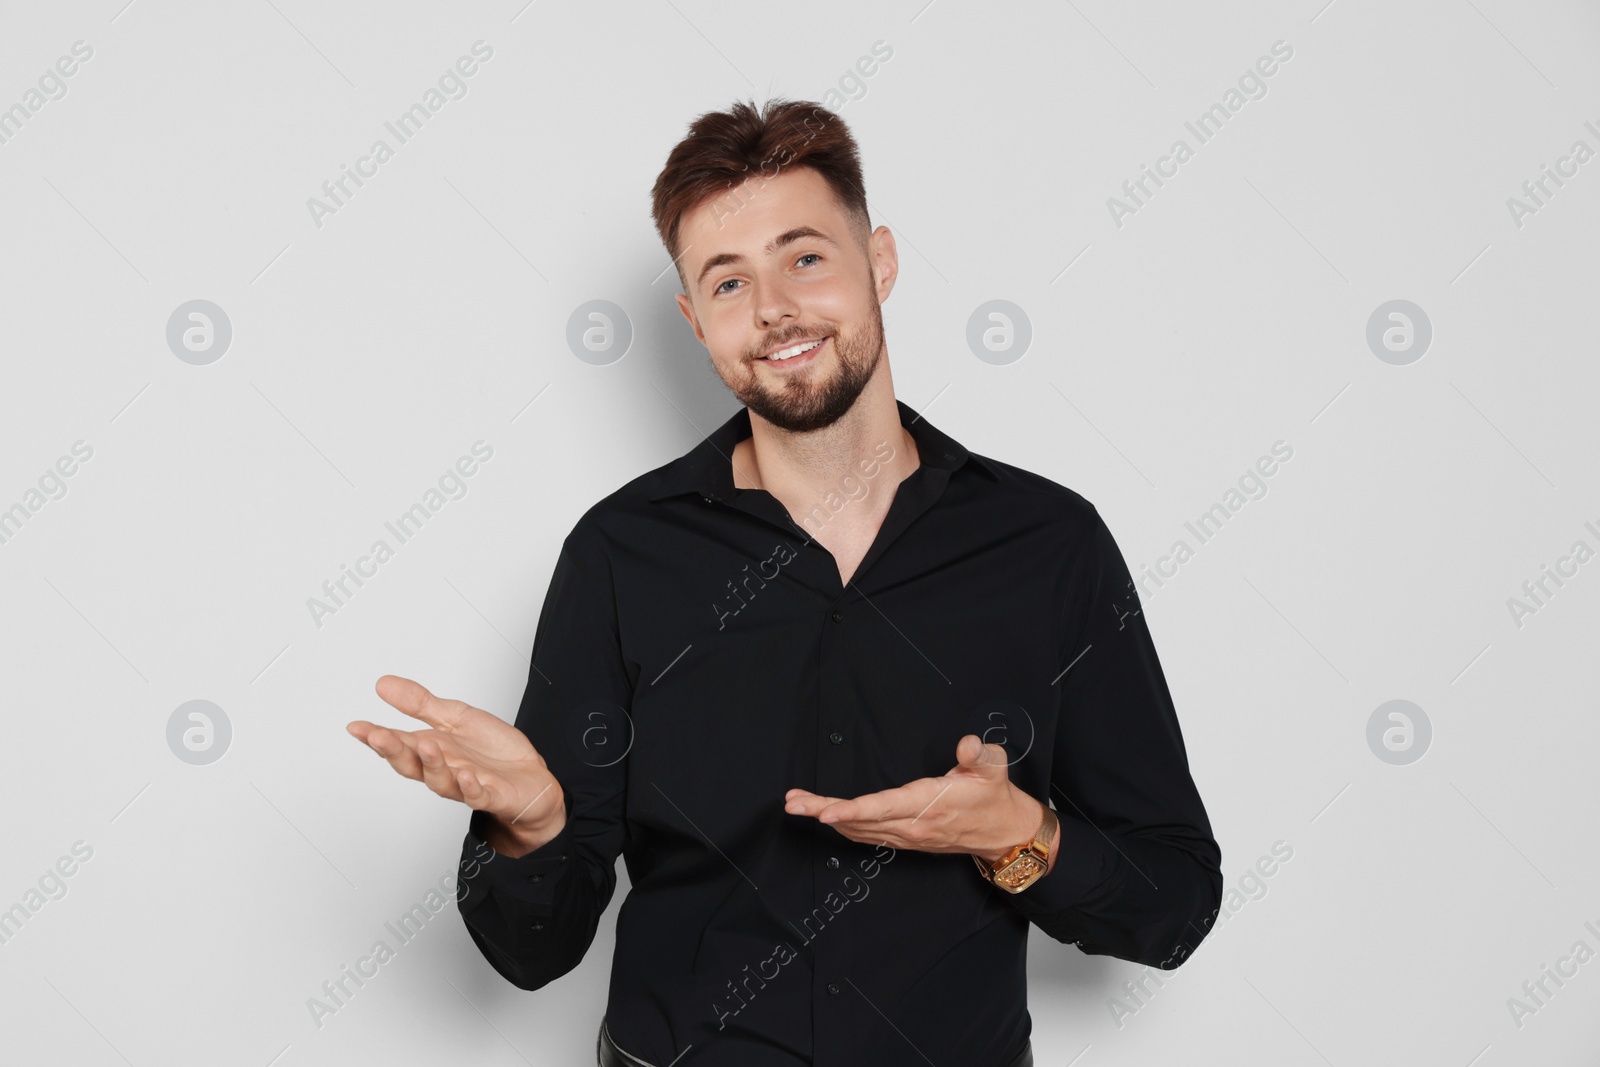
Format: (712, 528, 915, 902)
(702, 317, 754, 363)
(802, 279, 869, 328)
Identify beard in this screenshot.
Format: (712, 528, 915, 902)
(716, 295, 884, 434)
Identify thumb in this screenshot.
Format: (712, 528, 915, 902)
(375, 674, 457, 730)
(956, 733, 1006, 775)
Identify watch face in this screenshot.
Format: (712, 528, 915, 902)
(995, 854, 1045, 890)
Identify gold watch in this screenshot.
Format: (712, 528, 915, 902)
(972, 802, 1057, 893)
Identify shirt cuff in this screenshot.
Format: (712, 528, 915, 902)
(1002, 806, 1120, 913)
(459, 804, 576, 910)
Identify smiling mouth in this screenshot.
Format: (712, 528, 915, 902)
(761, 337, 826, 363)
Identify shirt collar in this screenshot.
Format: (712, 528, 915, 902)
(647, 398, 1002, 503)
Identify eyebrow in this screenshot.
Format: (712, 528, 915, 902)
(695, 226, 838, 288)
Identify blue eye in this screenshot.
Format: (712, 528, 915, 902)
(713, 253, 820, 295)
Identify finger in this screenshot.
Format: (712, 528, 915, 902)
(457, 766, 524, 821)
(366, 725, 426, 781)
(348, 719, 414, 748)
(373, 674, 465, 731)
(361, 723, 412, 759)
(785, 791, 845, 816)
(457, 764, 496, 811)
(829, 779, 956, 825)
(816, 792, 891, 822)
(416, 736, 464, 801)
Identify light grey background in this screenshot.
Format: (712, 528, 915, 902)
(2, 0, 1597, 1064)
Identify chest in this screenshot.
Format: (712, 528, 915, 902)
(608, 506, 1070, 846)
(805, 512, 883, 586)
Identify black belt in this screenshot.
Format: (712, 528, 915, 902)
(598, 1016, 1033, 1067)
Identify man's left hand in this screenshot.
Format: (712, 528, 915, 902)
(784, 734, 1053, 871)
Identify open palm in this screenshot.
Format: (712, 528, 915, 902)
(347, 674, 564, 838)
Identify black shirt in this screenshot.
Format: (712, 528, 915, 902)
(456, 398, 1222, 1067)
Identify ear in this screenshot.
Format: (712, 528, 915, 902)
(675, 291, 707, 346)
(868, 224, 899, 304)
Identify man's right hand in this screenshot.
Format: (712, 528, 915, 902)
(347, 674, 566, 858)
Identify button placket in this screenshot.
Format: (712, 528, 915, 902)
(817, 589, 852, 1036)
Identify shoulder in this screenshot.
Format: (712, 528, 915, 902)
(966, 449, 1110, 545)
(556, 455, 689, 549)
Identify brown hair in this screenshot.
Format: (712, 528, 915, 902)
(650, 98, 871, 290)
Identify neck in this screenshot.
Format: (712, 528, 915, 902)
(734, 370, 918, 502)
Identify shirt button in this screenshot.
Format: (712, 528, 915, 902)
(826, 856, 840, 869)
(532, 922, 544, 930)
(827, 983, 841, 995)
(831, 610, 843, 623)
(529, 875, 542, 883)
(829, 731, 844, 744)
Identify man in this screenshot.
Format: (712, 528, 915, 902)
(347, 98, 1222, 1067)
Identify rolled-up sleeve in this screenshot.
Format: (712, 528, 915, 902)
(455, 513, 635, 991)
(1001, 504, 1223, 970)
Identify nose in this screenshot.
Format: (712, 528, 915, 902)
(753, 275, 800, 329)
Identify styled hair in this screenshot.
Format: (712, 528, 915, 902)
(650, 98, 871, 290)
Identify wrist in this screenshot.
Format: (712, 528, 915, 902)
(976, 791, 1047, 865)
(484, 813, 562, 858)
(483, 792, 567, 858)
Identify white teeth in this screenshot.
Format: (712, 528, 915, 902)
(767, 339, 823, 361)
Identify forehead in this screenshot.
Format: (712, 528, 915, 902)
(680, 166, 847, 254)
